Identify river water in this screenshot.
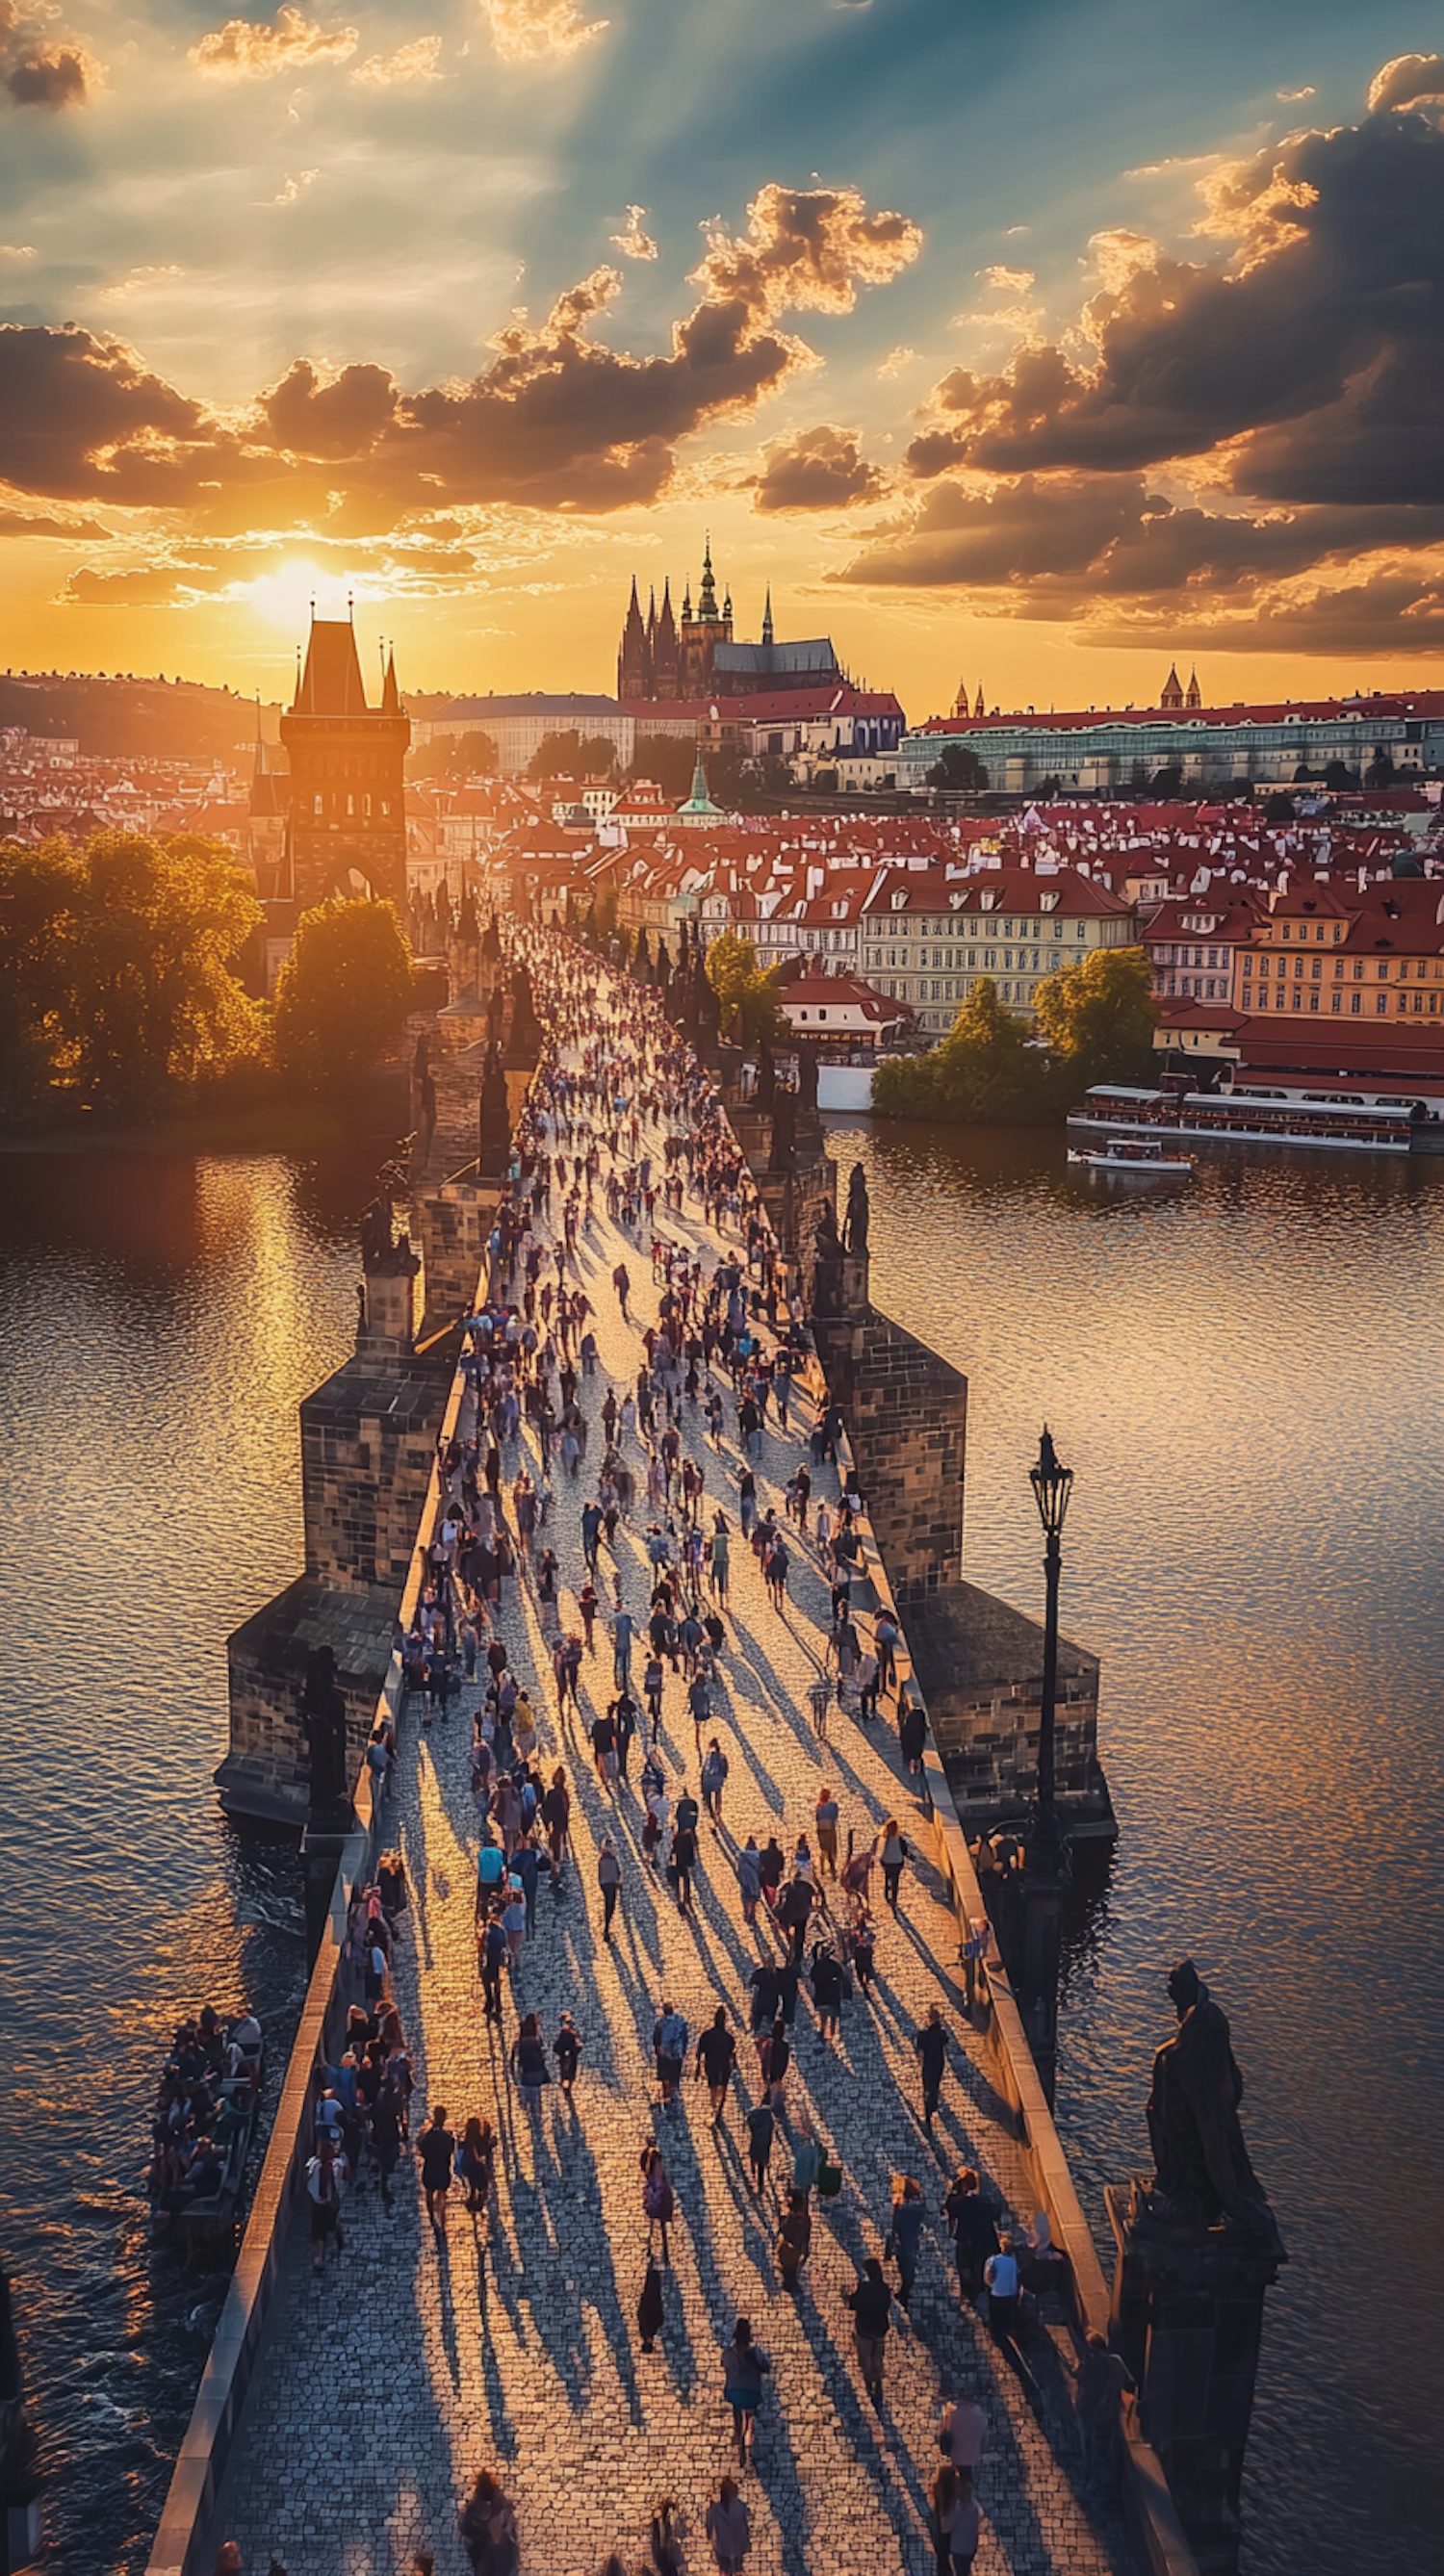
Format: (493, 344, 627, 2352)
(0, 1130, 1440, 2576)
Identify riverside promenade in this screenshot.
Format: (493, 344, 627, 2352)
(210, 1018, 1133, 2576)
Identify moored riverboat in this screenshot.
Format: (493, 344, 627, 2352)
(1068, 1081, 1424, 1155)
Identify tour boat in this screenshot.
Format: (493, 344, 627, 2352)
(1067, 1140, 1194, 1177)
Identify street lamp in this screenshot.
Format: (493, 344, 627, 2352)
(1028, 1424, 1074, 1857)
(1017, 1425, 1073, 2106)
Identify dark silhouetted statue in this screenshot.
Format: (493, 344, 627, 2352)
(300, 1646, 350, 1821)
(1144, 1960, 1284, 2254)
(843, 1162, 870, 1257)
(478, 1037, 510, 1179)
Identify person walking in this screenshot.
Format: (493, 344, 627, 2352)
(1070, 2330, 1135, 2494)
(737, 1836, 762, 1929)
(776, 2189, 812, 2295)
(653, 1999, 687, 2106)
(596, 1838, 623, 1944)
(984, 2239, 1020, 2344)
(418, 2104, 455, 2239)
(305, 2134, 347, 2272)
(929, 2464, 981, 2575)
(810, 1939, 844, 2044)
(940, 2388, 989, 2479)
(456, 2114, 496, 2223)
(814, 1786, 839, 1878)
(637, 2253, 665, 2356)
(913, 2004, 950, 2131)
(888, 2175, 926, 2309)
(670, 1810, 698, 1915)
(640, 2141, 676, 2265)
(700, 1738, 729, 1828)
(879, 1816, 909, 1913)
(944, 2169, 999, 2304)
(721, 2319, 770, 2467)
(695, 2007, 737, 2125)
(478, 1913, 507, 2023)
(509, 2013, 550, 2114)
(458, 2469, 518, 2576)
(745, 2097, 775, 2196)
(554, 2013, 582, 2099)
(846, 2256, 893, 2407)
(760, 2017, 790, 2110)
(705, 2477, 751, 2574)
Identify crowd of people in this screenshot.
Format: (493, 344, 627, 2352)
(219, 925, 1124, 2576)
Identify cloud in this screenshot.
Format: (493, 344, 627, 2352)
(269, 168, 320, 202)
(481, 0, 607, 64)
(978, 264, 1034, 293)
(754, 424, 888, 512)
(4, 39, 96, 107)
(190, 5, 357, 80)
(100, 266, 186, 302)
(1276, 86, 1315, 102)
(0, 243, 38, 260)
(352, 33, 442, 83)
(1366, 53, 1444, 115)
(611, 205, 658, 261)
(877, 345, 915, 379)
(842, 470, 1444, 598)
(0, 505, 112, 537)
(898, 100, 1444, 508)
(0, 182, 922, 523)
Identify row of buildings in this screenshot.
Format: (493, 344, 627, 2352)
(898, 679, 1444, 796)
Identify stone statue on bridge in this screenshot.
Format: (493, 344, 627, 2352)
(300, 1646, 351, 1824)
(477, 1037, 510, 1180)
(359, 1194, 393, 1267)
(843, 1162, 870, 1257)
(1143, 1960, 1284, 2254)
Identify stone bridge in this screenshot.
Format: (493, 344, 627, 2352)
(147, 949, 1218, 2576)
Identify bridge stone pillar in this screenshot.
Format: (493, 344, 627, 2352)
(1107, 2182, 1285, 2576)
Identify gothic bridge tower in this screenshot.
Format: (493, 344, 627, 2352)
(280, 614, 410, 914)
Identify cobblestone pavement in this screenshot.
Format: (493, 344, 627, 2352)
(220, 1114, 1132, 2576)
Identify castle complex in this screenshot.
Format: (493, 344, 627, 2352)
(618, 539, 843, 702)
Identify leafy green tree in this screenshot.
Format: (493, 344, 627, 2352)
(1032, 943, 1157, 1088)
(528, 730, 617, 782)
(408, 729, 500, 781)
(0, 830, 265, 1117)
(925, 744, 989, 791)
(704, 928, 785, 1044)
(873, 979, 1050, 1123)
(631, 734, 699, 797)
(273, 897, 415, 1091)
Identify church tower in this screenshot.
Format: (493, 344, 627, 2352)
(280, 612, 409, 913)
(1186, 666, 1201, 710)
(1161, 662, 1185, 711)
(653, 579, 680, 700)
(680, 534, 733, 695)
(974, 683, 985, 719)
(617, 576, 650, 699)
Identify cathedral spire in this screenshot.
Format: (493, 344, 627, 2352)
(698, 532, 718, 621)
(761, 586, 774, 648)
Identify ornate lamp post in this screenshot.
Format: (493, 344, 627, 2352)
(1028, 1424, 1074, 1863)
(1019, 1424, 1074, 2103)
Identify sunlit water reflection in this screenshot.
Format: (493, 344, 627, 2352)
(0, 1149, 375, 2575)
(824, 1117, 1444, 2576)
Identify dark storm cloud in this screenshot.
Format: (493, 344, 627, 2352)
(753, 425, 887, 512)
(0, 184, 921, 526)
(843, 475, 1444, 595)
(1093, 567, 1444, 656)
(5, 43, 90, 104)
(842, 72, 1444, 643)
(901, 106, 1444, 508)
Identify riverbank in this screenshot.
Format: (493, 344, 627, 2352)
(0, 1073, 406, 1158)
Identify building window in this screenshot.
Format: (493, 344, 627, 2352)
(1377, 994, 1388, 1014)
(1351, 993, 1361, 1015)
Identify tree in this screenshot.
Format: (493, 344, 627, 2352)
(1149, 763, 1185, 799)
(925, 744, 989, 791)
(0, 829, 265, 1118)
(273, 896, 415, 1091)
(528, 730, 617, 782)
(408, 729, 499, 781)
(704, 928, 785, 1045)
(631, 734, 699, 797)
(1324, 759, 1357, 790)
(1032, 943, 1157, 1089)
(873, 979, 1048, 1123)
(1364, 746, 1396, 788)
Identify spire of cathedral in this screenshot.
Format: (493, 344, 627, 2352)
(1186, 665, 1201, 710)
(762, 587, 774, 647)
(974, 683, 985, 719)
(698, 533, 718, 621)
